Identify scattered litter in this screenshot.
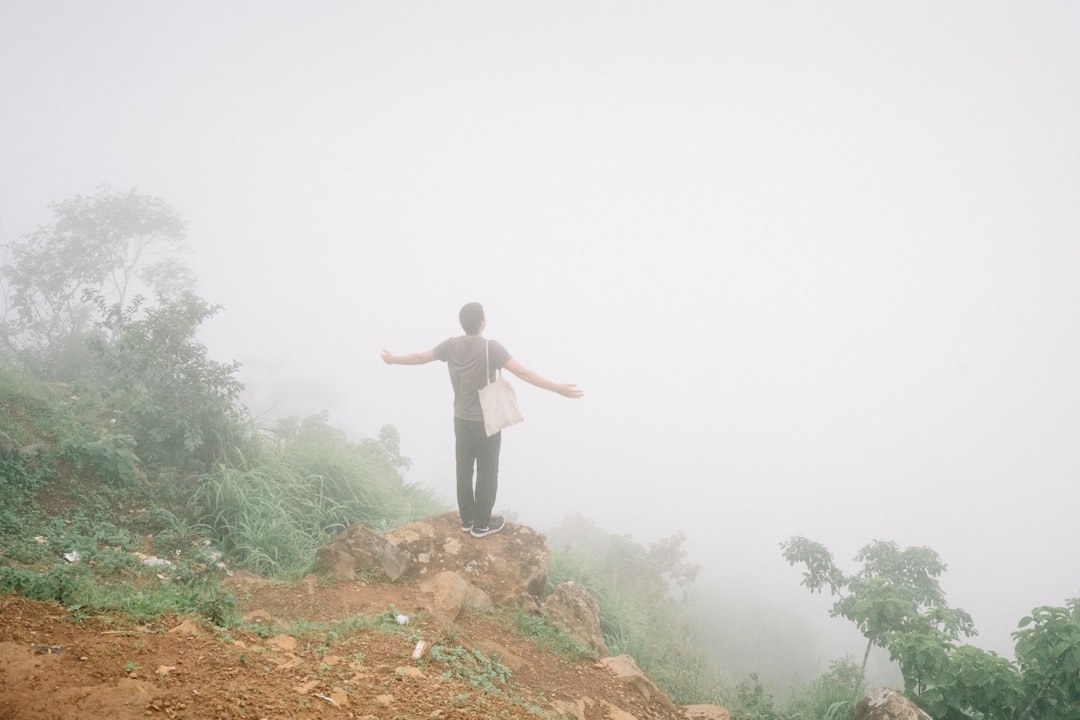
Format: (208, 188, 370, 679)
(34, 645, 64, 655)
(135, 552, 173, 568)
(313, 693, 339, 707)
(33, 536, 47, 544)
(155, 665, 176, 676)
(63, 551, 80, 563)
(411, 640, 427, 660)
(395, 614, 409, 626)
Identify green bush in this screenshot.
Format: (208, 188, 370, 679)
(87, 292, 250, 472)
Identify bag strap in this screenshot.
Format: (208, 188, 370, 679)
(485, 339, 491, 386)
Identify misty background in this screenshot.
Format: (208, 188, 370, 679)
(2, 1, 1078, 684)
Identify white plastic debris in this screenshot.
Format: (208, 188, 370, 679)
(411, 640, 427, 660)
(395, 614, 409, 626)
(141, 555, 173, 568)
(63, 551, 80, 563)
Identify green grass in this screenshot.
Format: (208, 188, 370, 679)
(784, 658, 866, 720)
(511, 610, 596, 660)
(429, 644, 512, 694)
(192, 444, 444, 580)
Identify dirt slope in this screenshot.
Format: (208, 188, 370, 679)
(0, 547, 686, 720)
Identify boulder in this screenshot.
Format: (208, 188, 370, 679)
(418, 570, 493, 623)
(385, 512, 549, 607)
(541, 581, 608, 657)
(853, 688, 932, 720)
(599, 654, 677, 712)
(313, 523, 411, 582)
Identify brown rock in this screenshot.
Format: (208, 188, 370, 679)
(541, 581, 608, 657)
(313, 523, 411, 582)
(418, 570, 493, 623)
(853, 688, 933, 720)
(385, 512, 549, 606)
(599, 654, 677, 712)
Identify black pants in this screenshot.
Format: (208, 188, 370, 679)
(454, 417, 501, 528)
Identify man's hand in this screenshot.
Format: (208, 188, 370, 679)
(380, 349, 396, 364)
(504, 359, 583, 398)
(557, 384, 584, 399)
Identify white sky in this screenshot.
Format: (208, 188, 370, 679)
(2, 1, 1079, 663)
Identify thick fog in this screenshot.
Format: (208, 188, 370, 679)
(3, 1, 1079, 676)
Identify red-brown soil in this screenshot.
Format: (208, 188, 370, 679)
(0, 543, 685, 720)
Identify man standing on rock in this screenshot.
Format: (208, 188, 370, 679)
(381, 302, 583, 538)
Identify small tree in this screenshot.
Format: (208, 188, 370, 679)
(781, 536, 975, 676)
(1, 187, 194, 377)
(782, 536, 1080, 720)
(87, 291, 246, 471)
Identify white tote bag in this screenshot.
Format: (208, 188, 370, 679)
(477, 340, 524, 437)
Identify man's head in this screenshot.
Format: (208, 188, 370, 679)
(459, 302, 485, 335)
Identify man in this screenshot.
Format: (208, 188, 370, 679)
(381, 302, 583, 538)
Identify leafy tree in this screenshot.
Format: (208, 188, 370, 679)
(781, 536, 975, 675)
(87, 291, 246, 471)
(1, 187, 193, 377)
(1012, 600, 1080, 719)
(783, 536, 1080, 719)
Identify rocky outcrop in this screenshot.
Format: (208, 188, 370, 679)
(418, 570, 493, 623)
(310, 513, 705, 720)
(312, 523, 411, 582)
(600, 654, 677, 712)
(853, 688, 932, 720)
(541, 580, 608, 657)
(384, 512, 548, 609)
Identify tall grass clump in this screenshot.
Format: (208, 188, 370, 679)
(277, 431, 442, 532)
(194, 421, 443, 579)
(784, 657, 866, 720)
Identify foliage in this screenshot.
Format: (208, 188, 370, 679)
(429, 644, 512, 694)
(781, 536, 975, 674)
(0, 345, 151, 503)
(0, 188, 246, 476)
(87, 291, 248, 471)
(0, 509, 237, 626)
(0, 351, 441, 632)
(547, 516, 711, 703)
(511, 610, 596, 660)
(193, 418, 442, 579)
(785, 657, 866, 720)
(727, 674, 783, 720)
(782, 536, 1080, 720)
(1011, 599, 1080, 719)
(1, 187, 193, 378)
(547, 514, 700, 603)
(71, 431, 143, 486)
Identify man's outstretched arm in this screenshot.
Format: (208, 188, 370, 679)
(381, 349, 437, 365)
(503, 358, 583, 398)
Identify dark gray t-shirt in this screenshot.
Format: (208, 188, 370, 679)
(433, 335, 512, 421)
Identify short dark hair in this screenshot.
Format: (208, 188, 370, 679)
(459, 302, 485, 334)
